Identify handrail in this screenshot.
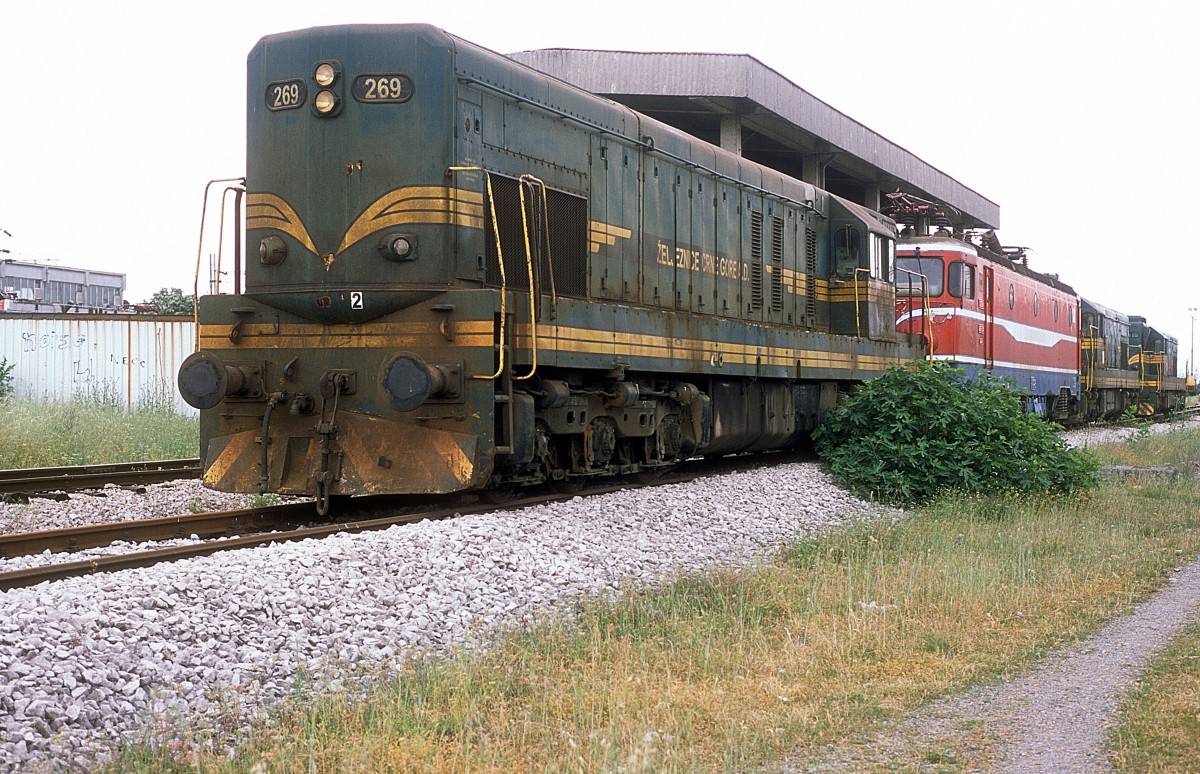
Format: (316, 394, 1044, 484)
(449, 167, 509, 380)
(895, 267, 934, 357)
(514, 175, 547, 381)
(532, 179, 558, 313)
(852, 267, 871, 338)
(213, 185, 242, 296)
(1084, 324, 1097, 392)
(192, 177, 246, 347)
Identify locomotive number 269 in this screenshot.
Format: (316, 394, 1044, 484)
(264, 79, 307, 111)
(352, 74, 414, 103)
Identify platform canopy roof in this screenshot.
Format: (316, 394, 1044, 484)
(507, 49, 999, 230)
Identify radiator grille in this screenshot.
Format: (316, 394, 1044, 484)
(485, 175, 588, 298)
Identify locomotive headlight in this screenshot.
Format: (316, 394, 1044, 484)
(314, 89, 340, 115)
(378, 232, 416, 261)
(381, 352, 448, 412)
(314, 62, 338, 87)
(259, 235, 287, 266)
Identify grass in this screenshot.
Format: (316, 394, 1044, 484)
(104, 427, 1200, 772)
(1078, 417, 1200, 468)
(0, 397, 198, 467)
(1111, 621, 1200, 772)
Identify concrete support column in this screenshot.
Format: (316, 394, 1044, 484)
(719, 114, 743, 156)
(863, 184, 881, 211)
(802, 155, 824, 188)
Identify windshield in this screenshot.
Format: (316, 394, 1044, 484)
(895, 256, 944, 297)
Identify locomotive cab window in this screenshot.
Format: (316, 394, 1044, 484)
(895, 255, 943, 297)
(834, 225, 861, 277)
(870, 234, 894, 281)
(947, 261, 975, 300)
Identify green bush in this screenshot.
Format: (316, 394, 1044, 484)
(0, 357, 13, 399)
(812, 360, 1099, 506)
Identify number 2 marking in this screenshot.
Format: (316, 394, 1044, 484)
(350, 291, 363, 309)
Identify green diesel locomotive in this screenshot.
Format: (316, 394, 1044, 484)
(178, 24, 923, 511)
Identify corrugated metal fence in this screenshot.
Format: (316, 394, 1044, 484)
(0, 314, 196, 415)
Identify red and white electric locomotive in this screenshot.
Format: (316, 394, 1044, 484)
(893, 225, 1080, 422)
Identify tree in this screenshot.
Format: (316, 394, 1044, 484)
(812, 360, 1100, 507)
(144, 288, 195, 316)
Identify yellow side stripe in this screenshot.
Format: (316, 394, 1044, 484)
(200, 320, 898, 370)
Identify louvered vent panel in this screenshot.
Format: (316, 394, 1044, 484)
(805, 227, 818, 322)
(750, 210, 764, 311)
(770, 216, 785, 312)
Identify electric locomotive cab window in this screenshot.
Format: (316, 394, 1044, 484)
(947, 261, 975, 300)
(895, 255, 944, 297)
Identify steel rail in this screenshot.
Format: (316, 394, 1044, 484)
(0, 491, 568, 591)
(0, 501, 320, 558)
(0, 459, 201, 497)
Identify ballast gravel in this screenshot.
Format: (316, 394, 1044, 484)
(0, 464, 884, 772)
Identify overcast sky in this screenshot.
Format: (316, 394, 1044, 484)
(3, 1, 1199, 367)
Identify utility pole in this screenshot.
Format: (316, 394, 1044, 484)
(1190, 307, 1197, 380)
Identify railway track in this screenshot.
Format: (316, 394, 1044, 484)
(0, 453, 802, 592)
(0, 458, 201, 499)
(0, 490, 605, 592)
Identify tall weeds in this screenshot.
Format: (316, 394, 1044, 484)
(0, 398, 198, 467)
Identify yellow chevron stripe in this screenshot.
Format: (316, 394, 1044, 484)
(339, 187, 484, 254)
(248, 188, 486, 259)
(588, 221, 634, 254)
(246, 194, 318, 255)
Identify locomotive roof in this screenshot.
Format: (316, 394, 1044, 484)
(830, 195, 897, 238)
(897, 235, 1077, 296)
(507, 48, 999, 231)
(1080, 296, 1129, 323)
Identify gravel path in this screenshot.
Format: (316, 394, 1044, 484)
(784, 557, 1200, 773)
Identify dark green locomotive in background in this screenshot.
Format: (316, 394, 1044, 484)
(178, 24, 924, 511)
